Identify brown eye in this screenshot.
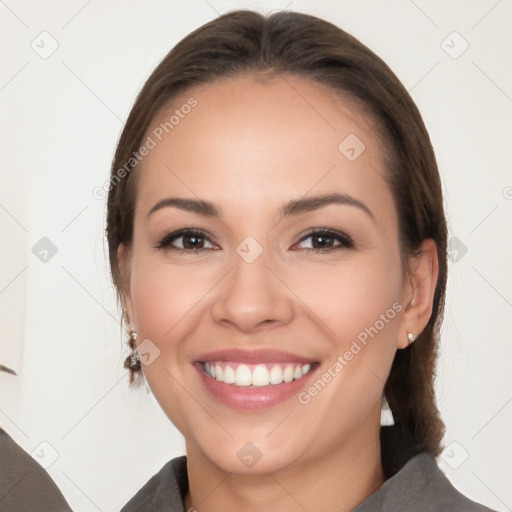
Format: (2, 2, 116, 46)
(295, 229, 354, 252)
(310, 234, 335, 249)
(156, 229, 217, 251)
(182, 233, 205, 249)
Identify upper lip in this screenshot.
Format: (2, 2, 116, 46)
(194, 348, 316, 364)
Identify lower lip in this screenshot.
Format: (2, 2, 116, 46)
(195, 364, 317, 410)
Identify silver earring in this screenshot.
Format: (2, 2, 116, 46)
(380, 394, 395, 426)
(407, 331, 415, 346)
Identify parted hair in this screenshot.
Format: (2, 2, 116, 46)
(106, 10, 447, 456)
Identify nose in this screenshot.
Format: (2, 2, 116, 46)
(210, 248, 295, 334)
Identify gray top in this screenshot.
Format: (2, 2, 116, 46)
(352, 453, 494, 512)
(122, 427, 495, 511)
(0, 428, 72, 512)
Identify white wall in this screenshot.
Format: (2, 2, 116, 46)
(0, 1, 510, 510)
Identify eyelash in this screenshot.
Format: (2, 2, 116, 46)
(295, 227, 354, 253)
(155, 228, 218, 253)
(155, 227, 354, 254)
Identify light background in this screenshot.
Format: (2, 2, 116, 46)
(0, 0, 511, 510)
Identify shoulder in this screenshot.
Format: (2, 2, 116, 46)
(409, 454, 495, 511)
(0, 428, 72, 512)
(120, 455, 188, 512)
(357, 452, 496, 512)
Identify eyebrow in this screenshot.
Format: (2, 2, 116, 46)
(280, 193, 374, 219)
(148, 197, 220, 218)
(147, 193, 373, 220)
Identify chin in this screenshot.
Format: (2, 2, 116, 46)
(206, 444, 301, 476)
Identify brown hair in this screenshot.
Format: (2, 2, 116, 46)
(106, 10, 447, 456)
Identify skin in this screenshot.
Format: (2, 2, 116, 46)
(119, 74, 438, 512)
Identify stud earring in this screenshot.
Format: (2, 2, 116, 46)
(406, 331, 415, 347)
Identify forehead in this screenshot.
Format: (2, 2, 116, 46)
(135, 74, 394, 223)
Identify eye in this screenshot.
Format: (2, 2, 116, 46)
(155, 229, 218, 251)
(293, 229, 354, 252)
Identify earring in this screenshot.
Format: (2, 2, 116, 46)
(124, 351, 141, 372)
(380, 394, 395, 426)
(128, 328, 137, 348)
(124, 329, 141, 382)
(406, 331, 415, 347)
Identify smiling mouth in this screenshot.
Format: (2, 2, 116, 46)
(199, 361, 317, 387)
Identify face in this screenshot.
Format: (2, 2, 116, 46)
(121, 74, 413, 475)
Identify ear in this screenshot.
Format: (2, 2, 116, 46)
(397, 239, 439, 349)
(117, 243, 135, 327)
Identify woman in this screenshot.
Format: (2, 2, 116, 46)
(106, 10, 495, 511)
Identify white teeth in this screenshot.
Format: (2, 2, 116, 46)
(283, 365, 294, 383)
(223, 365, 235, 384)
(234, 364, 252, 386)
(215, 364, 223, 382)
(251, 365, 270, 387)
(269, 365, 284, 385)
(204, 361, 313, 387)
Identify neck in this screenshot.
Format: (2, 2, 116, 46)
(184, 421, 384, 512)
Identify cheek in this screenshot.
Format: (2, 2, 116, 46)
(285, 254, 403, 346)
(128, 257, 210, 432)
(288, 257, 403, 424)
(130, 256, 218, 339)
